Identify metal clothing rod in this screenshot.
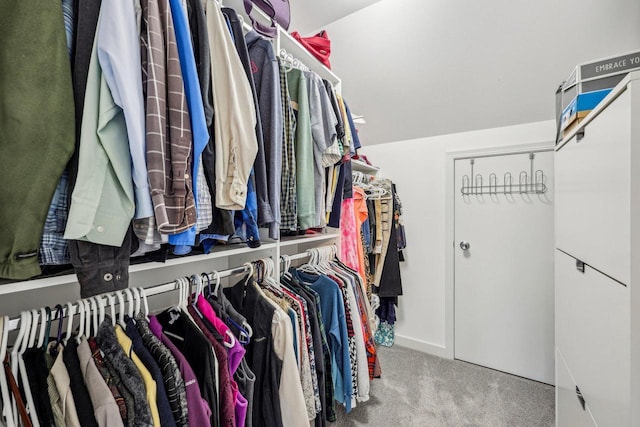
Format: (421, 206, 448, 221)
(281, 245, 337, 264)
(285, 252, 311, 262)
(6, 264, 252, 333)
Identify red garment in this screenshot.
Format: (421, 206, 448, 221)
(291, 30, 331, 69)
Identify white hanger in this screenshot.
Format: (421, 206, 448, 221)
(131, 288, 141, 317)
(90, 298, 99, 337)
(191, 274, 203, 300)
(36, 307, 47, 348)
(0, 316, 15, 427)
(75, 300, 85, 343)
(16, 311, 40, 427)
(124, 288, 135, 320)
(10, 311, 30, 426)
(177, 277, 187, 307)
(10, 312, 29, 384)
(115, 291, 126, 328)
(139, 288, 150, 319)
(106, 294, 116, 326)
(176, 278, 183, 307)
(243, 262, 254, 288)
(83, 299, 92, 338)
(212, 271, 221, 297)
(97, 296, 106, 325)
(63, 302, 75, 346)
(184, 277, 191, 306)
(299, 249, 321, 274)
(26, 309, 39, 349)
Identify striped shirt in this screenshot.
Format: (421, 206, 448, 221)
(278, 59, 298, 231)
(141, 0, 196, 235)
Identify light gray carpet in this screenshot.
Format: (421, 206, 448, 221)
(331, 345, 555, 427)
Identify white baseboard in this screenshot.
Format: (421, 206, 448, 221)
(392, 335, 450, 359)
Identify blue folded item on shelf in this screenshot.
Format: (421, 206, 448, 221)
(560, 88, 612, 131)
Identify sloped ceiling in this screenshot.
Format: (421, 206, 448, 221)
(288, 0, 383, 34)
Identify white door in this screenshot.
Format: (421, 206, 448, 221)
(454, 150, 555, 384)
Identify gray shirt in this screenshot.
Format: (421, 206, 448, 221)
(305, 72, 338, 227)
(246, 31, 284, 238)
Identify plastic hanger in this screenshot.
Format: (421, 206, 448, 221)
(16, 310, 39, 427)
(132, 288, 141, 317)
(298, 249, 320, 274)
(11, 311, 35, 427)
(36, 307, 47, 348)
(0, 315, 16, 427)
(106, 294, 117, 327)
(11, 311, 30, 383)
(123, 288, 135, 320)
(63, 302, 75, 346)
(26, 310, 39, 350)
(115, 290, 126, 328)
(139, 287, 150, 319)
(88, 299, 99, 337)
(194, 274, 237, 348)
(176, 277, 184, 307)
(189, 275, 204, 318)
(51, 304, 64, 354)
(75, 300, 85, 343)
(96, 296, 106, 325)
(82, 300, 91, 338)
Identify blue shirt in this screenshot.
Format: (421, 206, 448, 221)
(97, 0, 153, 219)
(294, 270, 353, 412)
(167, 0, 209, 250)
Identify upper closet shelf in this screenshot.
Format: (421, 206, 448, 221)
(276, 30, 341, 87)
(279, 230, 340, 247)
(228, 0, 340, 87)
(557, 71, 640, 149)
(351, 159, 380, 175)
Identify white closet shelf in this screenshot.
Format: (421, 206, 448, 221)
(351, 159, 379, 174)
(277, 29, 340, 85)
(557, 71, 640, 149)
(0, 242, 282, 296)
(279, 230, 340, 247)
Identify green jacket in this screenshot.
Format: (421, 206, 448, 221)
(0, 0, 75, 279)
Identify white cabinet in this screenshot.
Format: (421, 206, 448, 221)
(555, 250, 629, 426)
(556, 349, 597, 427)
(555, 71, 640, 427)
(555, 90, 631, 284)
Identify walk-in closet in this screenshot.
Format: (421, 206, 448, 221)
(1, 0, 639, 426)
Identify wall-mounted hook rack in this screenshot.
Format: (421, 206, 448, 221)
(460, 153, 548, 195)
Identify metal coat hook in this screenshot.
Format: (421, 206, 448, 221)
(460, 157, 547, 196)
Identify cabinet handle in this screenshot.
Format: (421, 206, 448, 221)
(576, 386, 586, 411)
(576, 259, 585, 273)
(576, 129, 585, 142)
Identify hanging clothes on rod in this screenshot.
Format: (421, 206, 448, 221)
(0, 250, 384, 427)
(277, 245, 382, 427)
(349, 170, 407, 348)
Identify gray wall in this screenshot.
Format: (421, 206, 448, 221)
(321, 0, 640, 145)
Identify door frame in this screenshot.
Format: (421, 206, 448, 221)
(444, 141, 555, 360)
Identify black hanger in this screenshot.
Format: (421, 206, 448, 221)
(49, 304, 64, 357)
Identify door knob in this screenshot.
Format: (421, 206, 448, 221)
(460, 241, 471, 250)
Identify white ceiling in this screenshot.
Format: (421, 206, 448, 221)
(288, 0, 383, 34)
